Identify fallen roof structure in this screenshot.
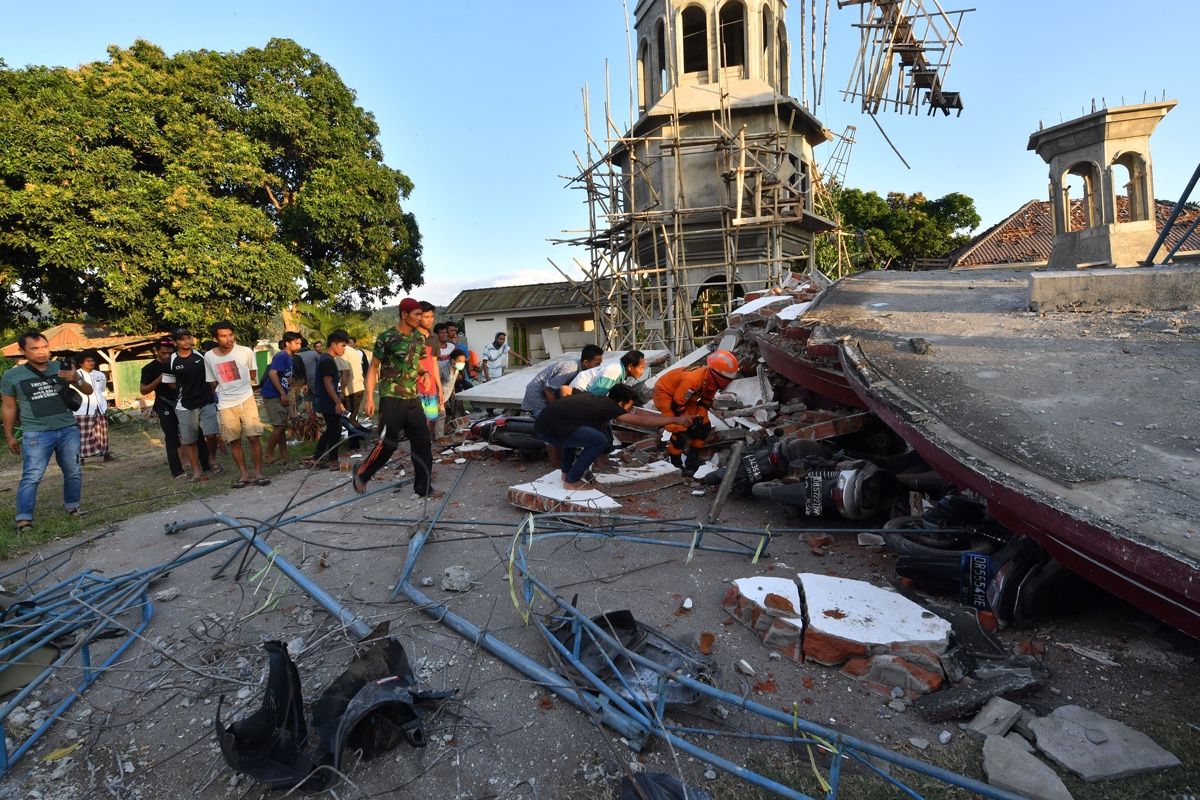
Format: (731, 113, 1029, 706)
(757, 267, 1200, 638)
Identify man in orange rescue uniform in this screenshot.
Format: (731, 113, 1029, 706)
(652, 349, 739, 475)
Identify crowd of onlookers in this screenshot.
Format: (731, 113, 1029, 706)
(1, 309, 516, 529)
(4, 301, 741, 529)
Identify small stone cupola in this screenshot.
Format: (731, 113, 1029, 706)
(1027, 100, 1176, 269)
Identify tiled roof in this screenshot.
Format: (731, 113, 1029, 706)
(2, 323, 166, 358)
(950, 198, 1200, 268)
(445, 281, 589, 316)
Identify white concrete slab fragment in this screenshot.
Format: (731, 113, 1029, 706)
(732, 295, 792, 316)
(731, 576, 804, 628)
(509, 470, 622, 511)
(541, 328, 564, 358)
(593, 459, 681, 490)
(644, 346, 708, 390)
(796, 573, 953, 652)
(723, 376, 765, 407)
(775, 302, 813, 321)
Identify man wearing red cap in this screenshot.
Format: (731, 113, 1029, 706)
(652, 349, 739, 475)
(354, 298, 440, 498)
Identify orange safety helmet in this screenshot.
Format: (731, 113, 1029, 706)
(706, 349, 739, 382)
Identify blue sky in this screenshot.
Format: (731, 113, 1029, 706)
(2, 1, 1194, 305)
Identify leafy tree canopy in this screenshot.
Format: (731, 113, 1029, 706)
(294, 302, 376, 350)
(0, 39, 422, 333)
(818, 187, 980, 273)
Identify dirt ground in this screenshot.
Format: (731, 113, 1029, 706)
(1, 449, 1197, 800)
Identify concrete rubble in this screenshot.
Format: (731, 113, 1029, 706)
(1028, 704, 1182, 782)
(722, 572, 953, 697)
(966, 696, 1023, 738)
(982, 734, 1075, 800)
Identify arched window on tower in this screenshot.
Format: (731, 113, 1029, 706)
(656, 18, 669, 94)
(682, 5, 709, 75)
(1112, 152, 1149, 222)
(719, 1, 747, 74)
(637, 39, 649, 112)
(777, 21, 789, 94)
(762, 4, 775, 86)
(1063, 161, 1102, 231)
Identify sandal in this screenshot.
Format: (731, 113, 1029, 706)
(351, 470, 367, 494)
(15, 520, 33, 531)
(253, 477, 271, 486)
(231, 478, 249, 489)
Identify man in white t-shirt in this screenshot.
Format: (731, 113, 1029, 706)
(482, 332, 511, 380)
(204, 321, 269, 487)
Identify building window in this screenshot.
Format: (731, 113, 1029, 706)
(637, 39, 648, 111)
(777, 21, 789, 94)
(719, 1, 747, 71)
(762, 4, 775, 85)
(1112, 152, 1149, 222)
(656, 18, 669, 93)
(682, 5, 709, 74)
(1063, 161, 1102, 231)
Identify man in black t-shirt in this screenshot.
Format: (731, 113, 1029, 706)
(168, 327, 221, 481)
(533, 384, 694, 490)
(140, 338, 211, 479)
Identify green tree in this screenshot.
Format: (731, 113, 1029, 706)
(816, 187, 980, 273)
(294, 302, 375, 350)
(0, 40, 422, 333)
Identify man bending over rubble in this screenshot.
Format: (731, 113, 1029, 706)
(534, 384, 695, 490)
(653, 349, 739, 475)
(562, 350, 646, 397)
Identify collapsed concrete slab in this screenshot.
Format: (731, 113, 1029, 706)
(1029, 704, 1181, 782)
(507, 470, 622, 514)
(983, 735, 1074, 800)
(796, 573, 952, 666)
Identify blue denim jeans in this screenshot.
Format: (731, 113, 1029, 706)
(541, 425, 611, 483)
(16, 425, 82, 522)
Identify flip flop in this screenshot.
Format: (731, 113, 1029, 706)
(15, 520, 33, 532)
(351, 470, 366, 494)
(254, 477, 271, 486)
(231, 479, 249, 489)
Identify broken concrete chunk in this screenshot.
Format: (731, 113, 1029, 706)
(722, 577, 804, 662)
(915, 673, 1042, 722)
(152, 587, 180, 602)
(1004, 732, 1035, 753)
(967, 697, 1023, 739)
(841, 653, 944, 696)
(592, 459, 683, 497)
(856, 532, 885, 546)
(1029, 704, 1181, 782)
(796, 573, 952, 666)
(983, 735, 1074, 800)
(508, 470, 622, 514)
(441, 566, 472, 592)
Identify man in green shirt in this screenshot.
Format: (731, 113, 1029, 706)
(1, 331, 94, 529)
(353, 298, 440, 498)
